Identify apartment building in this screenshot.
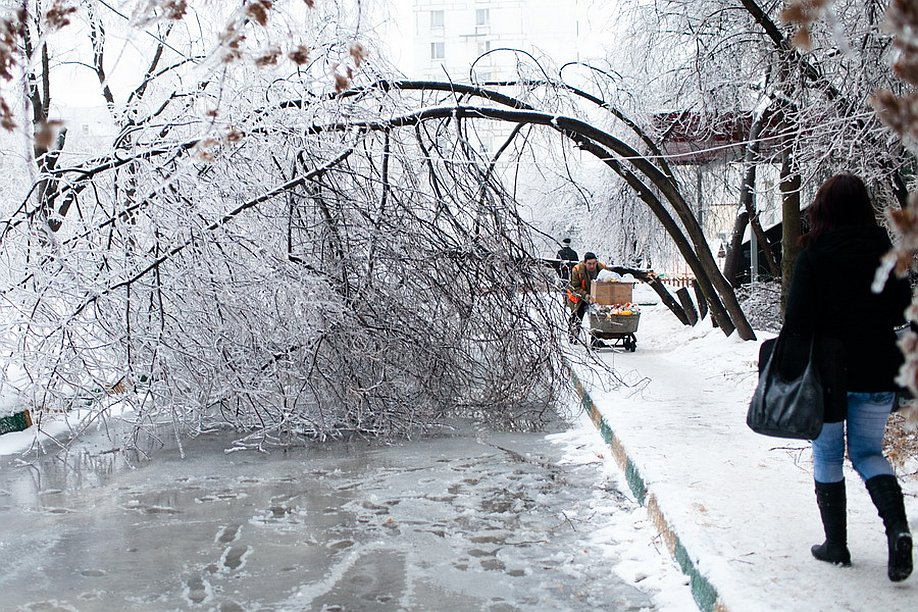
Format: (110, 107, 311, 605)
(407, 0, 603, 152)
(411, 0, 588, 82)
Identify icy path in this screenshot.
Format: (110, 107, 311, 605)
(0, 421, 694, 611)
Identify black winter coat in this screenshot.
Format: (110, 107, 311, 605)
(783, 225, 911, 420)
(557, 246, 579, 262)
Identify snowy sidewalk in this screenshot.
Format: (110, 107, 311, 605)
(570, 303, 917, 612)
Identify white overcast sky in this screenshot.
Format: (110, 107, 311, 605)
(1, 1, 619, 111)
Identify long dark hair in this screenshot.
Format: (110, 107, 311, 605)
(800, 174, 877, 246)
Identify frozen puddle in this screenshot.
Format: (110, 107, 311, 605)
(0, 424, 662, 610)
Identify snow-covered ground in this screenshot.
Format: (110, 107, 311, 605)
(573, 294, 917, 611)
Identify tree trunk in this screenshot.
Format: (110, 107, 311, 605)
(676, 287, 699, 326)
(607, 265, 691, 326)
(723, 210, 749, 287)
(692, 280, 709, 321)
(780, 147, 802, 315)
(739, 107, 780, 280)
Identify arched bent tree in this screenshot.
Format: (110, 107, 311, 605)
(305, 80, 755, 340)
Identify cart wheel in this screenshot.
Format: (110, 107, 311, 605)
(628, 335, 637, 352)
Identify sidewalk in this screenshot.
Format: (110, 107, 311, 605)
(569, 303, 917, 612)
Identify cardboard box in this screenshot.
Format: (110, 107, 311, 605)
(591, 280, 634, 305)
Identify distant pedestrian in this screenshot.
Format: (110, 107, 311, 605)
(566, 252, 606, 344)
(783, 174, 912, 581)
(557, 238, 579, 280)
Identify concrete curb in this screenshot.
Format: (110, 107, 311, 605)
(570, 369, 726, 612)
(0, 410, 32, 436)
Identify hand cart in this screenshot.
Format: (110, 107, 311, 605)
(587, 305, 640, 352)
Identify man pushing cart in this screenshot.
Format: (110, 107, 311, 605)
(566, 252, 641, 351)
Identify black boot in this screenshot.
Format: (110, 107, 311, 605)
(812, 480, 852, 566)
(865, 474, 913, 582)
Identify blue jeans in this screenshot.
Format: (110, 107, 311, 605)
(812, 391, 896, 483)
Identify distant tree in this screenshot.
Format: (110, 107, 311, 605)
(615, 0, 913, 303)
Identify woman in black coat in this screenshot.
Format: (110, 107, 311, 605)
(783, 174, 912, 582)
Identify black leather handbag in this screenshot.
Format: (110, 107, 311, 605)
(747, 333, 844, 440)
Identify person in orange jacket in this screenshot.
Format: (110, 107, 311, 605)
(566, 252, 606, 343)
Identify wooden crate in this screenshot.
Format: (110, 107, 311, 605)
(590, 280, 634, 305)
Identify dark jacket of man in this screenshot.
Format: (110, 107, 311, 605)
(556, 245, 579, 279)
(557, 245, 579, 262)
(783, 226, 912, 420)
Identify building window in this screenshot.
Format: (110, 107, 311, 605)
(477, 40, 491, 56)
(476, 8, 489, 27)
(430, 41, 445, 61)
(430, 10, 444, 29)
